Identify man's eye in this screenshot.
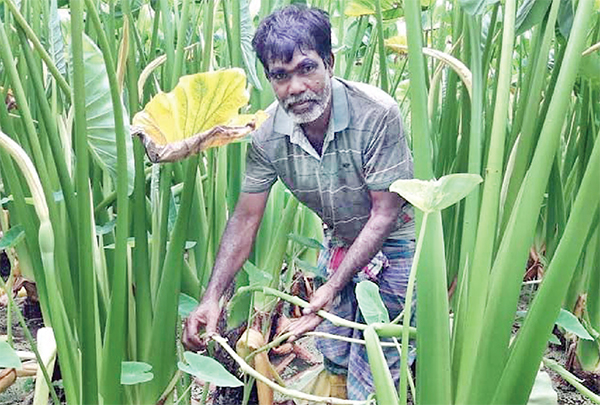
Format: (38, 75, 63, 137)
(271, 72, 289, 81)
(300, 64, 317, 75)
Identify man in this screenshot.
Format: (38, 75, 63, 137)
(183, 5, 415, 401)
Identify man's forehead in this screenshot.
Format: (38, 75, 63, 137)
(268, 49, 321, 71)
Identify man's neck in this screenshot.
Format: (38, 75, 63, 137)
(300, 100, 332, 155)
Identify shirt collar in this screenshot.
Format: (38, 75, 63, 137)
(272, 77, 350, 136)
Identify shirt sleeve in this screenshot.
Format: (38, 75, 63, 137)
(363, 105, 413, 190)
(241, 137, 278, 193)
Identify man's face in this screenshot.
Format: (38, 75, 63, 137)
(267, 49, 333, 124)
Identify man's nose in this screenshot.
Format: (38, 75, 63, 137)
(287, 74, 307, 95)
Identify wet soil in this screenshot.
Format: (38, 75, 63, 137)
(0, 297, 43, 404)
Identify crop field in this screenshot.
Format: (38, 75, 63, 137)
(0, 0, 599, 404)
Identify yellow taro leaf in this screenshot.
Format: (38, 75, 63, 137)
(132, 69, 268, 163)
(196, 111, 270, 151)
(228, 111, 269, 129)
(386, 35, 408, 50)
(133, 111, 268, 163)
(345, 0, 377, 16)
(385, 38, 473, 99)
(345, 0, 401, 16)
(134, 69, 249, 144)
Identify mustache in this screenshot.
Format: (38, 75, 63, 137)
(283, 91, 320, 109)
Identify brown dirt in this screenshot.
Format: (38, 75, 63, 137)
(544, 340, 598, 405)
(0, 296, 39, 405)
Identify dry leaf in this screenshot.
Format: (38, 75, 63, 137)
(132, 69, 268, 162)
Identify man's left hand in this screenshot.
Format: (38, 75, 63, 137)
(302, 282, 336, 315)
(282, 283, 337, 342)
(283, 312, 323, 342)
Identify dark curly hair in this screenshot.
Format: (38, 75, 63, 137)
(252, 5, 332, 75)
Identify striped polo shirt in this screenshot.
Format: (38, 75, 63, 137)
(242, 77, 414, 244)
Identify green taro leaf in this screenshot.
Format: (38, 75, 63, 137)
(49, 0, 66, 77)
(390, 173, 483, 213)
(579, 54, 600, 85)
(178, 351, 243, 387)
(288, 233, 325, 250)
(516, 0, 552, 36)
(227, 289, 251, 330)
(185, 241, 197, 250)
(121, 361, 154, 385)
(243, 261, 272, 287)
(557, 0, 574, 38)
(518, 310, 587, 344)
(527, 368, 558, 405)
(0, 225, 25, 250)
(67, 33, 136, 195)
(459, 0, 500, 15)
(548, 334, 561, 345)
(356, 281, 390, 324)
(63, 19, 135, 193)
(0, 341, 22, 369)
(95, 219, 117, 236)
(239, 0, 262, 90)
(227, 264, 269, 329)
(576, 339, 600, 371)
(179, 293, 199, 318)
(556, 309, 593, 340)
(294, 258, 319, 275)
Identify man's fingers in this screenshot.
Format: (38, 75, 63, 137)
(182, 300, 221, 352)
(182, 311, 213, 352)
(302, 296, 324, 315)
(302, 296, 328, 315)
(303, 284, 335, 315)
(184, 336, 202, 352)
(182, 317, 202, 351)
(302, 305, 316, 315)
(205, 316, 218, 335)
(285, 314, 323, 342)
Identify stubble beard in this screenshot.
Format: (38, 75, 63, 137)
(280, 77, 332, 124)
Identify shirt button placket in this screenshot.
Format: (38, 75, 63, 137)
(319, 159, 333, 228)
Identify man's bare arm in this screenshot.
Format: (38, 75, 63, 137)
(284, 190, 404, 340)
(183, 191, 270, 350)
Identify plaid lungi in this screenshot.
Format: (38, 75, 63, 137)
(314, 237, 415, 401)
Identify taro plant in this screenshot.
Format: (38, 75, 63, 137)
(390, 174, 483, 405)
(0, 1, 319, 403)
(1, 0, 599, 404)
(397, 0, 600, 403)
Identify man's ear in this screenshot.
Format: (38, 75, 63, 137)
(327, 53, 335, 76)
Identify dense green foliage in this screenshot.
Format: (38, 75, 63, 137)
(0, 0, 598, 404)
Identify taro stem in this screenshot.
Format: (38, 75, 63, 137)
(71, 0, 99, 402)
(0, 130, 80, 403)
(83, 1, 131, 403)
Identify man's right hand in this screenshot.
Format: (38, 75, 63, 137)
(182, 298, 220, 352)
(182, 192, 269, 351)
